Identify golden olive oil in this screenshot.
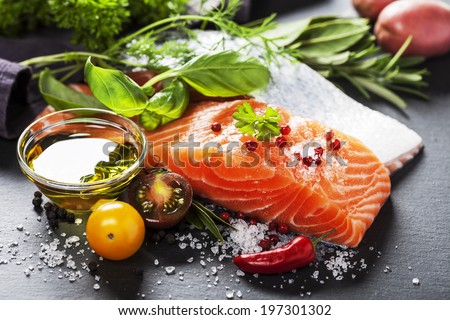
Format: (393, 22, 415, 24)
(25, 133, 140, 212)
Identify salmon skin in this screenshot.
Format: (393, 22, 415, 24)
(145, 99, 391, 247)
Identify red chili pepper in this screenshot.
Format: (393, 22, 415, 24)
(232, 230, 334, 274)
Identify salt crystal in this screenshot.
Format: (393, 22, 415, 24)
(211, 246, 219, 255)
(16, 225, 24, 231)
(288, 279, 294, 284)
(186, 257, 194, 263)
(93, 283, 100, 290)
(165, 266, 176, 275)
(154, 259, 159, 266)
(226, 290, 234, 299)
(211, 266, 217, 275)
(179, 276, 184, 281)
(75, 218, 82, 225)
(236, 290, 243, 298)
(200, 260, 206, 267)
(412, 278, 420, 285)
(236, 270, 245, 277)
(179, 243, 187, 249)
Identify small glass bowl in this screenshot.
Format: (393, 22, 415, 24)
(17, 108, 148, 212)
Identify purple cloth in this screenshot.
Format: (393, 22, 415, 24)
(0, 58, 34, 139)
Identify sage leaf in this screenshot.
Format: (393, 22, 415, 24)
(84, 57, 148, 117)
(39, 69, 108, 111)
(258, 18, 311, 47)
(292, 19, 369, 58)
(175, 51, 270, 97)
(139, 79, 189, 131)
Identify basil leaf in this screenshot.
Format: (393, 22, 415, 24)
(175, 51, 270, 97)
(84, 57, 148, 117)
(39, 69, 108, 111)
(139, 79, 189, 131)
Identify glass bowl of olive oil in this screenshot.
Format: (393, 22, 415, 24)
(17, 108, 148, 212)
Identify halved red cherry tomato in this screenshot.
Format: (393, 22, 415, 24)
(128, 170, 193, 229)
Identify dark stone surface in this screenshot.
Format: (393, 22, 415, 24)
(0, 0, 449, 300)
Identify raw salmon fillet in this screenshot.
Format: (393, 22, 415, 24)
(146, 99, 391, 247)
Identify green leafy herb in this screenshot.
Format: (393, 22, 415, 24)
(264, 17, 428, 109)
(189, 200, 235, 243)
(22, 1, 429, 110)
(0, 0, 189, 51)
(139, 79, 189, 131)
(39, 69, 108, 111)
(142, 51, 270, 97)
(233, 102, 281, 141)
(84, 57, 148, 117)
(81, 52, 269, 130)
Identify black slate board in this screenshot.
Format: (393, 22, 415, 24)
(0, 0, 449, 300)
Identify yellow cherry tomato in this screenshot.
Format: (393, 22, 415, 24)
(86, 201, 145, 260)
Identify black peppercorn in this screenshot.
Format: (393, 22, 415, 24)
(165, 233, 176, 245)
(66, 213, 75, 224)
(48, 219, 58, 229)
(34, 191, 43, 198)
(88, 261, 98, 272)
(43, 202, 54, 211)
(56, 208, 67, 220)
(46, 210, 57, 220)
(151, 232, 161, 243)
(32, 197, 43, 207)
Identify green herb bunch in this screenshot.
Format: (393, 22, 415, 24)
(262, 16, 428, 109)
(0, 0, 189, 51)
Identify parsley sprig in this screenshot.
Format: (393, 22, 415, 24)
(232, 102, 281, 141)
